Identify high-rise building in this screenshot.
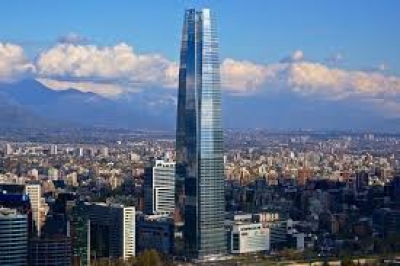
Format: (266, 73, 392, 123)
(25, 183, 42, 236)
(144, 159, 176, 215)
(50, 144, 58, 155)
(70, 202, 90, 266)
(75, 147, 84, 157)
(100, 147, 109, 157)
(5, 143, 13, 155)
(82, 202, 135, 260)
(176, 8, 226, 258)
(0, 183, 42, 237)
(136, 214, 175, 255)
(29, 237, 71, 266)
(0, 207, 28, 266)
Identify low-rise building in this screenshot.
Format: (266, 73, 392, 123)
(230, 222, 270, 254)
(136, 214, 174, 254)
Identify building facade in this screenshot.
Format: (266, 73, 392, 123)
(83, 202, 135, 260)
(230, 223, 270, 254)
(29, 237, 71, 266)
(144, 159, 175, 215)
(136, 214, 175, 255)
(70, 202, 90, 266)
(0, 208, 28, 266)
(25, 183, 42, 236)
(0, 183, 40, 236)
(176, 8, 226, 258)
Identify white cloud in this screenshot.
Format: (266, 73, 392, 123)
(0, 42, 35, 82)
(35, 42, 178, 95)
(220, 58, 282, 94)
(221, 55, 400, 101)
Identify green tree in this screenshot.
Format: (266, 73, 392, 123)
(135, 249, 162, 266)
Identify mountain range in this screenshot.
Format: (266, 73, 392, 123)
(0, 79, 397, 132)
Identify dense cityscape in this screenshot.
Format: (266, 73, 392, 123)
(1, 2, 400, 266)
(2, 128, 400, 265)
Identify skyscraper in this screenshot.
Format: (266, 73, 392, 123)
(50, 144, 58, 155)
(0, 207, 28, 266)
(82, 202, 135, 260)
(176, 8, 226, 259)
(25, 184, 42, 236)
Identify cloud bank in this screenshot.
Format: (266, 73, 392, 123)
(35, 42, 178, 94)
(1, 41, 400, 116)
(221, 55, 400, 101)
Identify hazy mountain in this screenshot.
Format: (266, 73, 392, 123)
(0, 80, 174, 129)
(0, 79, 396, 131)
(0, 94, 49, 128)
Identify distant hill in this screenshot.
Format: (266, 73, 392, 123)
(0, 79, 397, 132)
(0, 80, 174, 129)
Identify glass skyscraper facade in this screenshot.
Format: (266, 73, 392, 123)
(176, 8, 226, 258)
(0, 208, 28, 266)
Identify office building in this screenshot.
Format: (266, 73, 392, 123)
(29, 237, 71, 266)
(76, 147, 84, 157)
(144, 159, 175, 214)
(70, 202, 90, 266)
(176, 8, 226, 258)
(230, 223, 270, 254)
(100, 147, 109, 157)
(373, 208, 400, 238)
(50, 144, 58, 155)
(83, 202, 135, 260)
(0, 207, 28, 266)
(0, 183, 41, 236)
(25, 183, 42, 236)
(136, 214, 175, 255)
(5, 143, 13, 155)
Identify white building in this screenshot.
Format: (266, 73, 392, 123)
(100, 147, 109, 157)
(130, 153, 140, 162)
(50, 144, 58, 155)
(75, 148, 84, 157)
(144, 159, 175, 215)
(5, 143, 13, 155)
(25, 184, 42, 236)
(230, 222, 270, 254)
(28, 169, 39, 180)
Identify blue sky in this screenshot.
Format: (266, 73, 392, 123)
(1, 0, 399, 73)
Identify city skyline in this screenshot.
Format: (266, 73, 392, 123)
(2, 3, 400, 265)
